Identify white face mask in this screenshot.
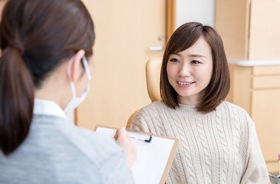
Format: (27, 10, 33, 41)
(64, 56, 91, 113)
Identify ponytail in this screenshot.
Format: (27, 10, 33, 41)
(0, 0, 95, 154)
(0, 48, 34, 155)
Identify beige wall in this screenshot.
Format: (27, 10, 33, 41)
(77, 1, 166, 129)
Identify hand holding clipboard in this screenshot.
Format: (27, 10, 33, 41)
(96, 126, 179, 184)
(114, 127, 137, 169)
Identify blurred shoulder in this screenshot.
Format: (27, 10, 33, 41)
(68, 125, 122, 157)
(32, 115, 123, 162)
(138, 101, 170, 113)
(131, 101, 169, 131)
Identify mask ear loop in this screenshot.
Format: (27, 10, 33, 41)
(67, 57, 77, 98)
(79, 56, 91, 96)
(64, 56, 91, 113)
(82, 56, 92, 81)
(67, 56, 91, 97)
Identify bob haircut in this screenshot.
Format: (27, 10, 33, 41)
(160, 22, 230, 113)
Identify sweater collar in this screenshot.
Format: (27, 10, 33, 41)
(177, 102, 224, 116)
(33, 98, 67, 119)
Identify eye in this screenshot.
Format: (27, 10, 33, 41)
(191, 60, 201, 64)
(169, 58, 179, 63)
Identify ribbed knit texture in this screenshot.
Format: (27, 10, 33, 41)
(131, 101, 269, 184)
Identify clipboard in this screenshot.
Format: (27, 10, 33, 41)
(95, 126, 179, 184)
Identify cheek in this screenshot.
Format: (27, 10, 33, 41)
(166, 66, 174, 84)
(207, 65, 213, 80)
(201, 65, 213, 84)
(166, 64, 176, 78)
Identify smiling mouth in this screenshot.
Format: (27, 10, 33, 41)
(178, 81, 195, 86)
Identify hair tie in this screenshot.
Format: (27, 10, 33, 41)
(8, 40, 24, 54)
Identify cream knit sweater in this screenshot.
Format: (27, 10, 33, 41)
(131, 101, 269, 184)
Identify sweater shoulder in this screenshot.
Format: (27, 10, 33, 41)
(0, 115, 134, 184)
(219, 101, 249, 115)
(138, 101, 171, 113)
(135, 101, 174, 120)
(219, 101, 254, 131)
(29, 115, 124, 165)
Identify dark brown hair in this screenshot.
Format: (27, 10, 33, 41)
(0, 0, 95, 155)
(160, 22, 230, 113)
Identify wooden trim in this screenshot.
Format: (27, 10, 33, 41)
(245, 0, 251, 60)
(166, 0, 176, 44)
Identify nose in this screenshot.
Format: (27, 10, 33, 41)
(178, 62, 191, 77)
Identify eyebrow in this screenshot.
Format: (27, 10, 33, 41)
(171, 53, 207, 58)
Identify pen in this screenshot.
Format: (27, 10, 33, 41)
(114, 128, 152, 143)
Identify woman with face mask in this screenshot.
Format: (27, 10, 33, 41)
(0, 0, 135, 183)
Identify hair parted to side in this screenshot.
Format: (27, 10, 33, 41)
(0, 0, 95, 155)
(160, 22, 230, 113)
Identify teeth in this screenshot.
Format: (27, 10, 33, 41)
(178, 81, 193, 85)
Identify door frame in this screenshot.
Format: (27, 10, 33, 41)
(166, 0, 176, 42)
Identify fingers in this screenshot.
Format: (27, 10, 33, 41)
(114, 127, 126, 141)
(114, 127, 137, 168)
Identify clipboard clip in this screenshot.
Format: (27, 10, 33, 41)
(129, 134, 153, 143)
(114, 128, 153, 143)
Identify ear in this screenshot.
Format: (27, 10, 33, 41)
(70, 49, 85, 82)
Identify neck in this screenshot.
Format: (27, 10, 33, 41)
(177, 96, 199, 106)
(35, 63, 71, 109)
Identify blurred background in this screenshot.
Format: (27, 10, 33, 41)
(1, 0, 279, 175)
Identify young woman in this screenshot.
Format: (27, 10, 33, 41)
(131, 22, 269, 184)
(0, 0, 135, 183)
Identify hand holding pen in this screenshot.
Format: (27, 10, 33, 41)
(114, 127, 137, 168)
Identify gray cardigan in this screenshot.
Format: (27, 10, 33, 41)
(0, 114, 134, 184)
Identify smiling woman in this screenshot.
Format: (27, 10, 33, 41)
(166, 37, 213, 106)
(161, 23, 230, 113)
(130, 22, 270, 184)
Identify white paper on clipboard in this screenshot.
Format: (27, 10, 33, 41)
(95, 126, 179, 184)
